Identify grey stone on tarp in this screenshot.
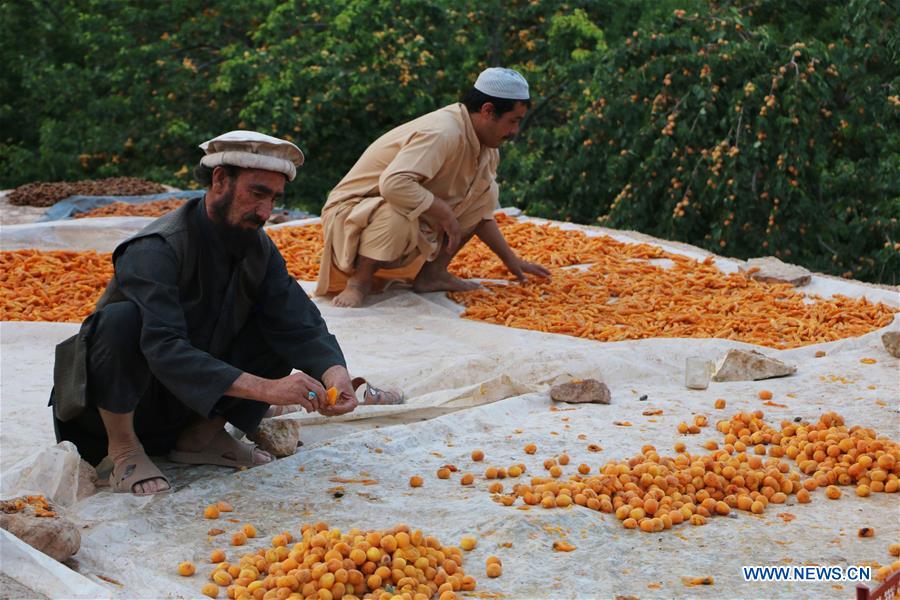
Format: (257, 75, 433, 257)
(550, 379, 611, 404)
(247, 418, 301, 458)
(0, 510, 81, 563)
(740, 257, 812, 287)
(712, 349, 797, 382)
(882, 331, 900, 358)
(76, 459, 98, 501)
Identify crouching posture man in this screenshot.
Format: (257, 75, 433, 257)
(52, 131, 357, 495)
(316, 67, 550, 307)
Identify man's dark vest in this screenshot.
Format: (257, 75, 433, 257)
(51, 197, 271, 421)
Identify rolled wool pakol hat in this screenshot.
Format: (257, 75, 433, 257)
(199, 130, 304, 181)
(473, 67, 530, 101)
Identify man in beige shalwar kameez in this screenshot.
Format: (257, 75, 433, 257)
(316, 68, 550, 307)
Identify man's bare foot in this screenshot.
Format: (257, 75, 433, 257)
(333, 284, 368, 308)
(412, 269, 481, 293)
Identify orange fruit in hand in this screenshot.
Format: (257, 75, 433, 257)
(326, 387, 339, 406)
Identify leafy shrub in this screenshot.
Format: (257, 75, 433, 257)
(1, 0, 896, 283)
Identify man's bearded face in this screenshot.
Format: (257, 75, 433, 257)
(209, 168, 286, 252)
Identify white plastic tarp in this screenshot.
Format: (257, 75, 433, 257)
(0, 214, 898, 599)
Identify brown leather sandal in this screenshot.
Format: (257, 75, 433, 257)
(108, 450, 171, 496)
(352, 377, 405, 405)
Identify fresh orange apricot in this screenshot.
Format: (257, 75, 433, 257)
(486, 563, 501, 577)
(204, 505, 220, 519)
(437, 468, 451, 479)
(231, 532, 247, 546)
(578, 464, 591, 475)
(758, 390, 773, 400)
(210, 549, 226, 563)
(524, 443, 537, 454)
(460, 473, 474, 486)
(826, 485, 842, 499)
(201, 583, 219, 598)
(471, 450, 484, 462)
(714, 399, 726, 409)
(326, 386, 339, 406)
(178, 561, 196, 576)
(558, 454, 570, 466)
(460, 536, 477, 551)
(410, 475, 424, 488)
(241, 524, 256, 538)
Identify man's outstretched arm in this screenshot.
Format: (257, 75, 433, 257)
(474, 219, 551, 281)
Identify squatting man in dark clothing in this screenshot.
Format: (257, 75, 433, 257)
(52, 131, 383, 495)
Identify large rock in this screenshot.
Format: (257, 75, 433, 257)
(550, 379, 611, 404)
(247, 418, 301, 458)
(740, 257, 812, 286)
(0, 500, 80, 563)
(882, 331, 900, 358)
(712, 349, 797, 382)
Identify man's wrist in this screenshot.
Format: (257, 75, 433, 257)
(321, 365, 348, 385)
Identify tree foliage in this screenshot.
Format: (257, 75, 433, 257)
(1, 0, 897, 283)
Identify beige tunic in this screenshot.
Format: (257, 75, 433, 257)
(316, 103, 499, 295)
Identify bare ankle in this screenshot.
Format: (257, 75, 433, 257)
(108, 440, 144, 463)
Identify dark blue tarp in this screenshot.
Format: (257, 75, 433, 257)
(40, 191, 315, 222)
(40, 191, 206, 221)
